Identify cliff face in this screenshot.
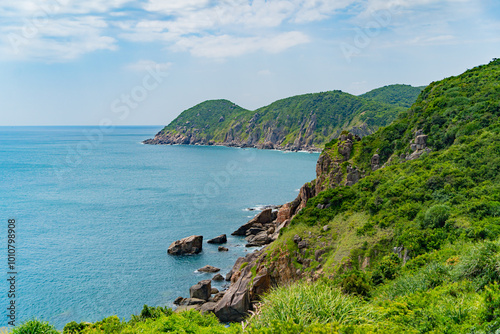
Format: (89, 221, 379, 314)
(143, 88, 419, 151)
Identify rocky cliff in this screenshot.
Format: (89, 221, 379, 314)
(144, 87, 424, 151)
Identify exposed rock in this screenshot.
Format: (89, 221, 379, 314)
(173, 296, 184, 305)
(218, 246, 229, 252)
(212, 274, 224, 281)
(345, 165, 361, 186)
(371, 154, 380, 171)
(181, 298, 206, 306)
(322, 225, 330, 232)
(315, 249, 326, 261)
(211, 287, 220, 294)
(245, 231, 270, 247)
(225, 256, 248, 282)
(167, 235, 203, 255)
(276, 203, 292, 223)
(232, 209, 274, 236)
(189, 280, 211, 301)
(200, 302, 218, 314)
(213, 292, 225, 303)
(246, 227, 265, 235)
(361, 257, 371, 270)
(338, 139, 354, 160)
(198, 265, 220, 273)
(298, 240, 308, 249)
(393, 246, 411, 265)
(207, 234, 227, 244)
(214, 274, 251, 322)
(293, 234, 302, 244)
(415, 135, 428, 149)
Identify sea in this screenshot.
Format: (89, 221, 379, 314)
(0, 126, 319, 329)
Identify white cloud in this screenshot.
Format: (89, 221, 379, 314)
(0, 0, 494, 62)
(173, 31, 310, 59)
(143, 0, 211, 14)
(125, 60, 172, 72)
(0, 16, 117, 61)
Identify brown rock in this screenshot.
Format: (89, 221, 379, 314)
(173, 296, 184, 305)
(213, 292, 225, 303)
(212, 274, 224, 281)
(218, 246, 229, 252)
(189, 280, 211, 301)
(200, 302, 218, 314)
(207, 234, 227, 244)
(167, 235, 203, 255)
(198, 265, 220, 273)
(231, 209, 273, 236)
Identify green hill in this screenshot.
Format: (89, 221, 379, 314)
(360, 84, 425, 108)
(19, 61, 500, 334)
(144, 88, 422, 151)
(254, 58, 500, 332)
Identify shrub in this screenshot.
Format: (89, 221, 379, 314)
(63, 321, 89, 334)
(372, 253, 401, 285)
(340, 270, 371, 297)
(481, 282, 500, 331)
(421, 205, 451, 229)
(12, 319, 58, 334)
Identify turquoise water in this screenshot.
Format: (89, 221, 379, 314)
(0, 126, 319, 329)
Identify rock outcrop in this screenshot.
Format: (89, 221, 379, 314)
(197, 265, 220, 273)
(314, 132, 362, 194)
(231, 208, 276, 236)
(207, 234, 227, 244)
(406, 129, 431, 161)
(189, 280, 212, 301)
(167, 235, 203, 255)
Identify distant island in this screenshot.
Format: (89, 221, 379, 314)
(143, 84, 424, 151)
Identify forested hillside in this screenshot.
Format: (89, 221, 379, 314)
(143, 87, 421, 151)
(360, 84, 425, 108)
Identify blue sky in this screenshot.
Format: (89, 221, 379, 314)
(0, 0, 499, 126)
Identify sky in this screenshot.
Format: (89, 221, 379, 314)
(0, 0, 499, 126)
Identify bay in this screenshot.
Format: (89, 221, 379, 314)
(0, 126, 318, 329)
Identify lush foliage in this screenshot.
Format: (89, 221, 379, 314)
(360, 84, 425, 108)
(11, 319, 59, 334)
(157, 87, 418, 148)
(59, 307, 240, 334)
(17, 60, 500, 334)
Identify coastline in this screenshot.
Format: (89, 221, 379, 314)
(142, 134, 323, 154)
(171, 176, 317, 322)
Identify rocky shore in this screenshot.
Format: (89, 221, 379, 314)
(166, 129, 429, 322)
(142, 129, 322, 153)
(167, 178, 317, 322)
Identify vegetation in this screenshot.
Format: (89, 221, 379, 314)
(360, 84, 425, 108)
(13, 60, 500, 333)
(156, 87, 420, 148)
(11, 319, 58, 334)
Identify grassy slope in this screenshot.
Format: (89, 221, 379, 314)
(157, 90, 410, 147)
(14, 62, 500, 333)
(253, 58, 500, 332)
